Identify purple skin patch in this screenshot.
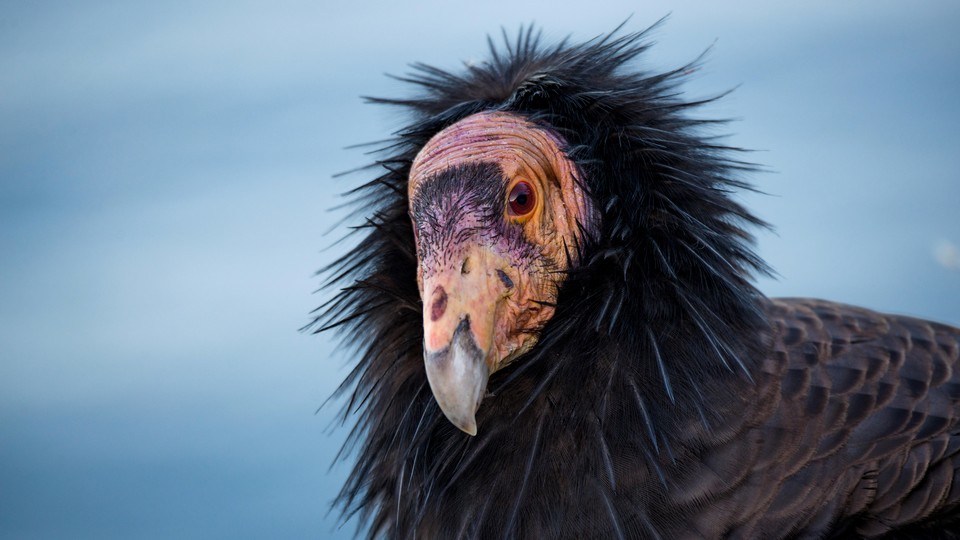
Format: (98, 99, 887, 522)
(410, 161, 548, 281)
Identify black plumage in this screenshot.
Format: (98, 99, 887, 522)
(312, 23, 960, 539)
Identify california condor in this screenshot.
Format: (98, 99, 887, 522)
(313, 23, 960, 539)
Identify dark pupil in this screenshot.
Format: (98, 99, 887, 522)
(509, 182, 534, 215)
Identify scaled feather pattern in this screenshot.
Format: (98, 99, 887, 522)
(311, 23, 960, 539)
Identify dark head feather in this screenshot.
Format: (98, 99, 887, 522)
(310, 21, 772, 538)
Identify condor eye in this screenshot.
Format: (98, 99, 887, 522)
(507, 180, 536, 218)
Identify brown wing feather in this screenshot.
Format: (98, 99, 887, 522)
(666, 298, 960, 538)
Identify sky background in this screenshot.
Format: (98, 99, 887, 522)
(1, 1, 958, 538)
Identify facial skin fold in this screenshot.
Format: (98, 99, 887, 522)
(407, 111, 595, 434)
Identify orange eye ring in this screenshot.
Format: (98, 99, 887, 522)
(507, 180, 537, 221)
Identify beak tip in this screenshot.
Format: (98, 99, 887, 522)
(459, 418, 478, 436)
(434, 397, 481, 436)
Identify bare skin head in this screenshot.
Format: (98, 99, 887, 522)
(408, 111, 594, 434)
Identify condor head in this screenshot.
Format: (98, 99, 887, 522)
(408, 111, 595, 435)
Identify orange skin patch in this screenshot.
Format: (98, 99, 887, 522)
(409, 111, 594, 377)
(421, 245, 512, 355)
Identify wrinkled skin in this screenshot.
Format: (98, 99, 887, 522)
(408, 111, 595, 434)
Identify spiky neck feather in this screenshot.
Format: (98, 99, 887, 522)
(313, 23, 772, 537)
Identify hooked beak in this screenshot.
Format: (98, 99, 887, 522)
(421, 247, 506, 436)
(424, 318, 489, 436)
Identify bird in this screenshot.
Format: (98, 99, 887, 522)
(312, 22, 960, 539)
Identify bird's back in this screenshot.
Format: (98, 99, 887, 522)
(668, 298, 960, 538)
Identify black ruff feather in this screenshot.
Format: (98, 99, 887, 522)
(310, 21, 960, 540)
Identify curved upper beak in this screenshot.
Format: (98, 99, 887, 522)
(421, 247, 506, 435)
(424, 318, 489, 435)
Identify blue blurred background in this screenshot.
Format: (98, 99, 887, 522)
(1, 1, 957, 538)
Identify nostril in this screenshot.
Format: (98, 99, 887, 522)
(431, 286, 448, 322)
(461, 257, 471, 275)
(496, 269, 514, 289)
